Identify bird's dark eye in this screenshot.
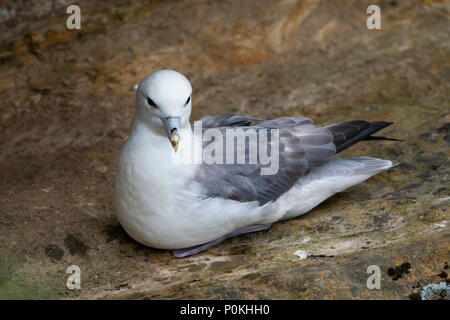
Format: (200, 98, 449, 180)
(185, 96, 191, 106)
(147, 97, 156, 108)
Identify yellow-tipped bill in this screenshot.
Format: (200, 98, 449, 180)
(170, 131, 180, 152)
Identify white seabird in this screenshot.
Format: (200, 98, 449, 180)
(115, 70, 397, 258)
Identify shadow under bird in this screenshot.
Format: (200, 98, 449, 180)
(115, 70, 399, 258)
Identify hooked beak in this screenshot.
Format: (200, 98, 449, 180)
(164, 117, 181, 152)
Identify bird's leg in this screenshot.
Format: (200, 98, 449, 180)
(171, 223, 272, 258)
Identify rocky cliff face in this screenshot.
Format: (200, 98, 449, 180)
(0, 0, 448, 299)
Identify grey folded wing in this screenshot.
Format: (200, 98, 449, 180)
(194, 115, 337, 205)
(195, 113, 262, 128)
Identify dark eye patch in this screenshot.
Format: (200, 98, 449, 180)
(185, 96, 191, 105)
(147, 97, 157, 107)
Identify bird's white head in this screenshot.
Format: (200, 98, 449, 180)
(136, 70, 193, 151)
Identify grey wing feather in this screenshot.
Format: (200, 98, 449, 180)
(195, 113, 262, 128)
(194, 115, 336, 205)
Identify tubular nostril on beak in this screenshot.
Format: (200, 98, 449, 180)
(165, 116, 181, 152)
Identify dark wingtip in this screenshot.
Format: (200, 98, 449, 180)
(329, 120, 399, 153)
(365, 136, 405, 142)
(365, 122, 403, 141)
(370, 121, 394, 128)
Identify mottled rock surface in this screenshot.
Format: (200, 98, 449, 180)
(0, 0, 448, 299)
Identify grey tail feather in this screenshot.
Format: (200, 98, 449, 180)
(326, 120, 401, 153)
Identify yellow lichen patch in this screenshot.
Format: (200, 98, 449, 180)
(232, 22, 253, 41)
(42, 29, 75, 47)
(205, 39, 270, 67)
(228, 47, 268, 66)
